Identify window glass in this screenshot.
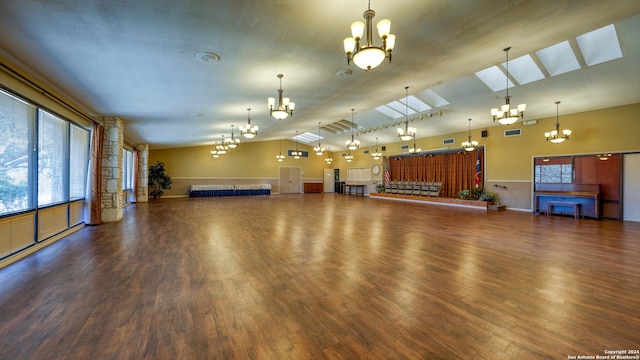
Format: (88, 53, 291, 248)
(70, 125, 89, 199)
(0, 90, 36, 215)
(534, 163, 573, 183)
(38, 110, 68, 205)
(122, 149, 134, 190)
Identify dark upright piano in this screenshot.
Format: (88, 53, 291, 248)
(534, 183, 600, 219)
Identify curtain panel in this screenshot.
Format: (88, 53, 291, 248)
(386, 150, 484, 197)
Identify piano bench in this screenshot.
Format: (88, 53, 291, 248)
(547, 201, 581, 219)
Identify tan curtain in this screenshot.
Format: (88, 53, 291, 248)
(85, 123, 103, 225)
(385, 149, 484, 197)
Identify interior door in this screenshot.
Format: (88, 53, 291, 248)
(290, 167, 302, 193)
(623, 153, 640, 221)
(279, 166, 302, 194)
(324, 168, 335, 193)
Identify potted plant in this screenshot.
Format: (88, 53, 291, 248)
(458, 189, 470, 200)
(375, 183, 385, 193)
(479, 191, 499, 205)
(148, 160, 172, 199)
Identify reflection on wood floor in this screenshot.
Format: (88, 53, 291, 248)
(0, 194, 639, 359)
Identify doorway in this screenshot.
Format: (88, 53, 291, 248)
(279, 167, 302, 194)
(623, 153, 640, 221)
(323, 168, 335, 193)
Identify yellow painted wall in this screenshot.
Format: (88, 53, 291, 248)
(150, 103, 640, 201)
(149, 139, 328, 180)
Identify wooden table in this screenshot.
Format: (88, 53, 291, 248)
(343, 184, 366, 196)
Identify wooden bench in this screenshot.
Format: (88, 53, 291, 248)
(547, 201, 581, 219)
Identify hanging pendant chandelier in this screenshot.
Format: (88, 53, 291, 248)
(545, 101, 571, 143)
(371, 137, 382, 160)
(325, 146, 333, 164)
(343, 0, 395, 71)
(345, 109, 360, 150)
(397, 86, 416, 141)
(408, 134, 421, 154)
(268, 74, 295, 120)
(210, 144, 221, 158)
(240, 108, 258, 139)
(345, 150, 354, 162)
(276, 139, 285, 162)
(224, 125, 240, 148)
(216, 136, 228, 155)
(462, 118, 479, 151)
(314, 122, 325, 155)
(292, 131, 302, 159)
(490, 47, 526, 125)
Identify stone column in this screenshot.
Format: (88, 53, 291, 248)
(101, 117, 123, 222)
(136, 144, 149, 202)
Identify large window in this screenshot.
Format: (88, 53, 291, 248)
(122, 148, 134, 191)
(0, 88, 90, 218)
(0, 89, 36, 215)
(70, 125, 90, 199)
(1, 88, 91, 258)
(38, 110, 69, 206)
(534, 157, 573, 183)
(122, 148, 134, 204)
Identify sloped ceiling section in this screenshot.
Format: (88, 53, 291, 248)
(0, 1, 638, 149)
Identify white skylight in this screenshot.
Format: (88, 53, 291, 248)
(536, 41, 581, 76)
(576, 24, 622, 66)
(375, 105, 402, 118)
(293, 132, 322, 143)
(474, 66, 514, 92)
(386, 100, 417, 116)
(503, 54, 545, 85)
(402, 95, 432, 112)
(420, 89, 449, 108)
(375, 94, 433, 119)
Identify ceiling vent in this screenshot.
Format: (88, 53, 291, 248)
(443, 138, 455, 145)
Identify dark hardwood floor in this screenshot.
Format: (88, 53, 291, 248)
(1, 194, 639, 359)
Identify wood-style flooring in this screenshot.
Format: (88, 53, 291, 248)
(0, 194, 639, 359)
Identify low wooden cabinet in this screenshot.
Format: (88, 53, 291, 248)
(304, 183, 323, 193)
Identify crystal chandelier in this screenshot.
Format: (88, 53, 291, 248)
(545, 101, 571, 143)
(224, 125, 240, 148)
(314, 122, 325, 155)
(371, 137, 382, 160)
(346, 109, 360, 150)
(343, 0, 395, 71)
(240, 108, 258, 139)
(325, 147, 333, 164)
(276, 140, 285, 162)
(408, 134, 421, 154)
(461, 118, 479, 151)
(268, 74, 295, 120)
(397, 86, 416, 141)
(292, 131, 302, 159)
(491, 47, 526, 125)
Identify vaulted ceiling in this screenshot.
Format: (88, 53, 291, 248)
(1, 0, 639, 150)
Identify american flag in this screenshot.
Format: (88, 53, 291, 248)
(384, 162, 390, 186)
(475, 151, 482, 189)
